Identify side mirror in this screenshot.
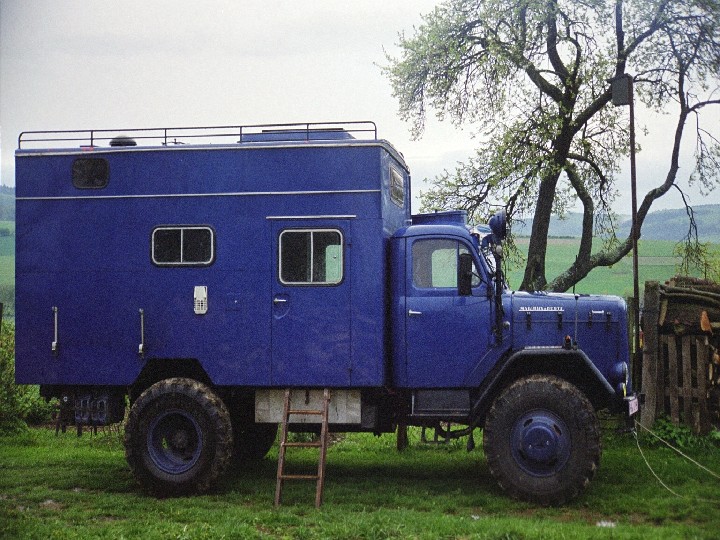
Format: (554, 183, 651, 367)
(458, 253, 474, 297)
(489, 210, 507, 241)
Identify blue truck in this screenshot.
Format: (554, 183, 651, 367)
(15, 122, 637, 504)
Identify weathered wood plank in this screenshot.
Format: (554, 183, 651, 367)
(695, 339, 711, 434)
(682, 336, 693, 424)
(640, 281, 660, 428)
(667, 336, 679, 424)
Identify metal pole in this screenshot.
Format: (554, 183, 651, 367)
(628, 77, 641, 387)
(610, 73, 641, 389)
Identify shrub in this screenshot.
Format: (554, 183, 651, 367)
(0, 287, 15, 320)
(650, 415, 720, 450)
(0, 322, 54, 433)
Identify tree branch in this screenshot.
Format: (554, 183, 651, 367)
(545, 0, 571, 82)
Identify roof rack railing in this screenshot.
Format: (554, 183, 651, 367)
(18, 121, 378, 150)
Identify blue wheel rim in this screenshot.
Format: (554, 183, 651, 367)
(510, 409, 571, 477)
(147, 409, 203, 475)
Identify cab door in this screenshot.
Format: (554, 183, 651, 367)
(270, 219, 352, 386)
(404, 237, 492, 388)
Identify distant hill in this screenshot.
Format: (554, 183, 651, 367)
(618, 204, 720, 242)
(513, 204, 720, 242)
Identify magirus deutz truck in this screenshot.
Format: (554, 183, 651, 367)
(15, 122, 638, 505)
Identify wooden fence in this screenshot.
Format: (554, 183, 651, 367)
(640, 280, 716, 434)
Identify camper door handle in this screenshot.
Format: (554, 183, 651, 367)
(408, 310, 422, 317)
(273, 298, 287, 305)
(51, 306, 59, 355)
(138, 309, 145, 357)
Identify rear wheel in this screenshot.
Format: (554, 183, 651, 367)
(483, 375, 601, 505)
(124, 378, 233, 496)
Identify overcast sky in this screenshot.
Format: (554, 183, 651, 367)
(1, 1, 718, 215)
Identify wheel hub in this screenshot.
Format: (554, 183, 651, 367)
(521, 424, 559, 464)
(147, 409, 203, 475)
(511, 410, 570, 477)
(170, 430, 190, 451)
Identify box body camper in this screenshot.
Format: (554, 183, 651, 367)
(15, 122, 636, 504)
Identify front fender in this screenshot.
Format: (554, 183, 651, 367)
(471, 347, 620, 425)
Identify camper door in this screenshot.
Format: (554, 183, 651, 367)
(270, 218, 352, 386)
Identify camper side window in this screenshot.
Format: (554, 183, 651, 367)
(279, 229, 343, 285)
(390, 166, 404, 207)
(72, 158, 109, 189)
(152, 226, 214, 266)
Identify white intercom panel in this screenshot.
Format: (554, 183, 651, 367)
(194, 286, 208, 315)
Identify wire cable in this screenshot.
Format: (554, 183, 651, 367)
(633, 420, 720, 504)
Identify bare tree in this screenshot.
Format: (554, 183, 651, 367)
(384, 0, 720, 291)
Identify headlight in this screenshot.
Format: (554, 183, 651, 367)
(612, 362, 629, 385)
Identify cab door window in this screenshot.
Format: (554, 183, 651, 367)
(412, 239, 480, 290)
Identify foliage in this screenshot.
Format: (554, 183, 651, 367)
(0, 322, 54, 433)
(649, 415, 720, 450)
(0, 286, 13, 322)
(385, 0, 720, 292)
(674, 239, 720, 282)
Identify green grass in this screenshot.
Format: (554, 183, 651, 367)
(1, 424, 719, 539)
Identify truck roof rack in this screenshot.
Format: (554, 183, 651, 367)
(18, 121, 378, 150)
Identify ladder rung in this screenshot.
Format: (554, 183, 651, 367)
(280, 474, 319, 480)
(287, 409, 324, 415)
(282, 441, 323, 448)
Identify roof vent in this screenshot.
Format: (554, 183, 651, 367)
(109, 135, 137, 147)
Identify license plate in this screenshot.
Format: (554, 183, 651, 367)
(627, 396, 639, 416)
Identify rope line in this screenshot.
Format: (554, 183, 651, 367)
(635, 420, 720, 480)
(633, 420, 720, 504)
(634, 430, 688, 499)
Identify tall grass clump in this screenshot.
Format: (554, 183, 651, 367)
(0, 321, 54, 433)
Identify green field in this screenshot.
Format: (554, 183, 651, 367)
(0, 222, 13, 321)
(1, 424, 719, 539)
(506, 238, 709, 297)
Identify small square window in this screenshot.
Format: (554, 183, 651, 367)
(152, 226, 214, 266)
(72, 158, 109, 189)
(279, 229, 343, 285)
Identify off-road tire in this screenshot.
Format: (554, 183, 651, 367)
(483, 374, 601, 505)
(124, 378, 233, 496)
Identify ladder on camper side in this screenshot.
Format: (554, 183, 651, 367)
(274, 388, 331, 508)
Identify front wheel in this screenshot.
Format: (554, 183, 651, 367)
(483, 375, 601, 505)
(124, 378, 233, 496)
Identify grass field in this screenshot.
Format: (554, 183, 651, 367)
(1, 424, 719, 539)
(0, 222, 14, 321)
(506, 238, 706, 297)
